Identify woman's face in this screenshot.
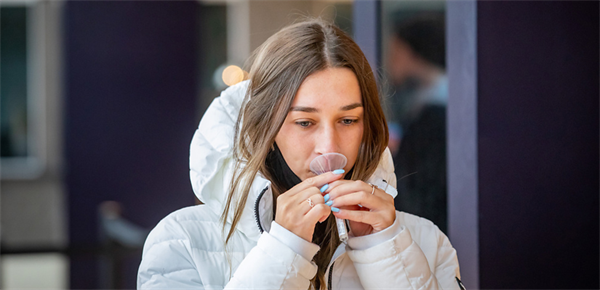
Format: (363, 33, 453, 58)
(275, 67, 364, 180)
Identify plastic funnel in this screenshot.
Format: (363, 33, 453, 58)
(309, 153, 347, 175)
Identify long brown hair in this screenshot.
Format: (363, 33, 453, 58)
(222, 19, 389, 289)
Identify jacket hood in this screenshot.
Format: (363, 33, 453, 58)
(189, 80, 397, 240)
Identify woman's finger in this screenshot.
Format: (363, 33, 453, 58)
(302, 193, 326, 214)
(327, 180, 392, 203)
(304, 203, 331, 225)
(325, 180, 368, 199)
(277, 187, 318, 218)
(286, 170, 345, 196)
(333, 207, 395, 233)
(328, 190, 386, 211)
(334, 185, 394, 210)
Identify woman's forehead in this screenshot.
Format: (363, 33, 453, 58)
(291, 68, 362, 108)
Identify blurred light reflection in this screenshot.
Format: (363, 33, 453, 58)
(222, 65, 247, 86)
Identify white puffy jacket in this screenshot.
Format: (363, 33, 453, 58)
(137, 81, 462, 290)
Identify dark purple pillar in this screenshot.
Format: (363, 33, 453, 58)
(476, 1, 598, 288)
(64, 1, 199, 288)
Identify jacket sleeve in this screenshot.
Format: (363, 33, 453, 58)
(345, 213, 462, 290)
(137, 216, 205, 289)
(138, 214, 318, 290)
(226, 231, 318, 289)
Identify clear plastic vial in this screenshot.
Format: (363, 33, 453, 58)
(309, 153, 349, 244)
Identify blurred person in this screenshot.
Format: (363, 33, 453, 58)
(387, 13, 446, 128)
(387, 13, 449, 233)
(138, 19, 462, 289)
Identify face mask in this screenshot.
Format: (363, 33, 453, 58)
(265, 142, 302, 192)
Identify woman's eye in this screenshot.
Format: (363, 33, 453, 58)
(341, 119, 357, 125)
(296, 121, 312, 128)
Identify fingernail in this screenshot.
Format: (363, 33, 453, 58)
(331, 207, 340, 212)
(332, 169, 345, 175)
(323, 194, 330, 202)
(326, 200, 333, 206)
(320, 184, 329, 193)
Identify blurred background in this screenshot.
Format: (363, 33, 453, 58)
(0, 0, 597, 289)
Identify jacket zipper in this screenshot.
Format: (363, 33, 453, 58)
(326, 242, 347, 290)
(255, 185, 339, 290)
(327, 262, 335, 290)
(254, 186, 269, 233)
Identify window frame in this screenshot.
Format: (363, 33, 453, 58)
(1, 0, 47, 179)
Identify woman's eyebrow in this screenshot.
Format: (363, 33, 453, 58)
(340, 103, 363, 111)
(290, 103, 363, 113)
(290, 106, 318, 113)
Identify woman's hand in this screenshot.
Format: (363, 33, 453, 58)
(325, 180, 396, 237)
(274, 171, 345, 241)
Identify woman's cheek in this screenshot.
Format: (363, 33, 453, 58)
(346, 128, 363, 172)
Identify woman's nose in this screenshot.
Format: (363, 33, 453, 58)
(314, 125, 339, 154)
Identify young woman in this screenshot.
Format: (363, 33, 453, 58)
(138, 19, 462, 290)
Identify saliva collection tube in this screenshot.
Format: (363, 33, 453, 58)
(309, 153, 349, 243)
